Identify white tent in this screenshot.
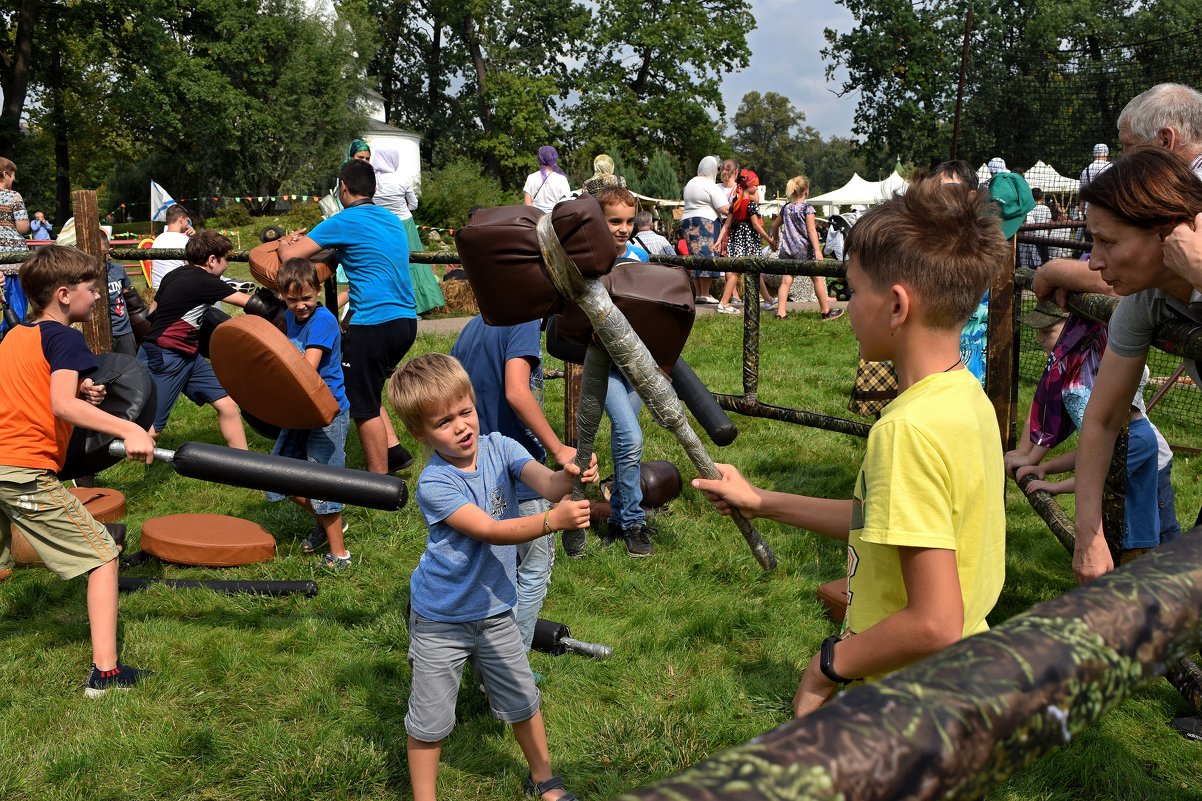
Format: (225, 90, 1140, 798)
(1023, 161, 1078, 193)
(809, 170, 908, 207)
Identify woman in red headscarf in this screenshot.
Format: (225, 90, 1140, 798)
(714, 169, 775, 313)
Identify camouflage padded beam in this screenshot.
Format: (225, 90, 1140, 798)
(618, 529, 1202, 801)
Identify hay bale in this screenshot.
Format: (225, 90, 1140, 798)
(440, 279, 479, 315)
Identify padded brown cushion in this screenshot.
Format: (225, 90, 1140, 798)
(12, 488, 127, 565)
(140, 513, 275, 566)
(551, 259, 696, 373)
(455, 194, 616, 326)
(209, 315, 339, 430)
(248, 240, 334, 289)
(817, 577, 849, 624)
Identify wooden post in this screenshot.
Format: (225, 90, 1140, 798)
(72, 190, 111, 354)
(563, 362, 583, 447)
(985, 242, 1017, 448)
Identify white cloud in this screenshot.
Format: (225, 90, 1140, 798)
(720, 0, 859, 139)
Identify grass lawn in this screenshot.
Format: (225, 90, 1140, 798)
(1, 310, 1200, 801)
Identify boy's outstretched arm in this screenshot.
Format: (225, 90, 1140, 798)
(504, 356, 576, 466)
(692, 463, 851, 540)
(519, 456, 598, 503)
(793, 545, 963, 717)
(50, 370, 154, 463)
(443, 495, 592, 546)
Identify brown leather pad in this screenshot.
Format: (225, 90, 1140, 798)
(817, 577, 849, 624)
(12, 487, 127, 565)
(140, 513, 276, 567)
(209, 315, 339, 430)
(248, 240, 334, 289)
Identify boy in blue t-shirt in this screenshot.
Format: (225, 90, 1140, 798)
(266, 258, 353, 569)
(387, 352, 596, 801)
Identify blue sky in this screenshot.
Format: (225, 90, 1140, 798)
(719, 0, 859, 139)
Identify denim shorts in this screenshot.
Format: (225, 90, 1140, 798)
(405, 608, 540, 742)
(266, 409, 350, 515)
(138, 341, 229, 432)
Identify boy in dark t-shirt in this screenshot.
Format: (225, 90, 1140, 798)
(100, 230, 137, 356)
(139, 230, 252, 447)
(0, 246, 156, 696)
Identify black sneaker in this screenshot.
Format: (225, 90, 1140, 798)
(387, 443, 414, 473)
(85, 662, 151, 698)
(621, 525, 654, 557)
(562, 528, 586, 558)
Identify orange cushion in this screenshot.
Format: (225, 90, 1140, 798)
(209, 315, 339, 430)
(248, 240, 333, 289)
(817, 577, 849, 625)
(140, 513, 276, 567)
(12, 487, 127, 565)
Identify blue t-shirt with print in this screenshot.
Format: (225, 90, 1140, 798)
(621, 242, 650, 262)
(308, 203, 416, 325)
(451, 317, 545, 502)
(412, 432, 535, 622)
(106, 260, 133, 337)
(285, 304, 349, 414)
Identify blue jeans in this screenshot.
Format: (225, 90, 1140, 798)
(515, 497, 554, 651)
(1123, 417, 1160, 550)
(266, 409, 350, 516)
(1157, 462, 1180, 544)
(605, 369, 644, 530)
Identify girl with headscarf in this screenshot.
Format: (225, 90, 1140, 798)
(583, 154, 625, 195)
(344, 139, 371, 164)
(679, 156, 730, 303)
(522, 146, 572, 214)
(371, 149, 444, 315)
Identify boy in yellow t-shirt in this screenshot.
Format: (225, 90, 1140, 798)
(693, 178, 1007, 717)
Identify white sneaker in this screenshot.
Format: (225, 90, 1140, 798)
(760, 299, 779, 310)
(695, 294, 719, 304)
(716, 304, 739, 314)
(730, 297, 744, 306)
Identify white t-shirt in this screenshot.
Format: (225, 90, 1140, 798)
(522, 170, 572, 214)
(150, 230, 190, 289)
(681, 176, 730, 221)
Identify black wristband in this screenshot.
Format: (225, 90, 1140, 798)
(820, 634, 856, 686)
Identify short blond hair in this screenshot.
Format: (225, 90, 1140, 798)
(388, 353, 476, 435)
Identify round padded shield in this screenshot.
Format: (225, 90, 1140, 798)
(639, 460, 682, 508)
(248, 240, 334, 289)
(140, 513, 276, 567)
(817, 577, 849, 625)
(12, 488, 127, 565)
(209, 315, 339, 430)
(59, 353, 157, 480)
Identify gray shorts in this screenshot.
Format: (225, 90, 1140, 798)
(405, 608, 540, 742)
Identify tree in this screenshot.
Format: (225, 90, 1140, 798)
(568, 0, 752, 177)
(641, 149, 681, 200)
(731, 91, 816, 194)
(0, 0, 37, 159)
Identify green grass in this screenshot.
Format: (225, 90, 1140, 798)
(1, 312, 1200, 800)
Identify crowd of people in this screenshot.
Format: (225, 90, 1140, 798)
(2, 80, 1202, 799)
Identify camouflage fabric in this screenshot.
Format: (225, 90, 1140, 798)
(620, 529, 1202, 801)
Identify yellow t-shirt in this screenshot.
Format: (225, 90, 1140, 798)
(843, 369, 1006, 669)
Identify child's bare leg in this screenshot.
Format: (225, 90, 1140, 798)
(87, 558, 119, 670)
(355, 415, 388, 473)
(212, 396, 248, 450)
(512, 711, 565, 800)
(381, 405, 401, 449)
(776, 276, 793, 316)
(696, 276, 711, 297)
(717, 272, 740, 306)
(814, 276, 832, 315)
(407, 736, 442, 801)
(319, 511, 347, 557)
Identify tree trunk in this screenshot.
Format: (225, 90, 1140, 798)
(0, 0, 38, 159)
(459, 13, 502, 182)
(50, 41, 71, 224)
